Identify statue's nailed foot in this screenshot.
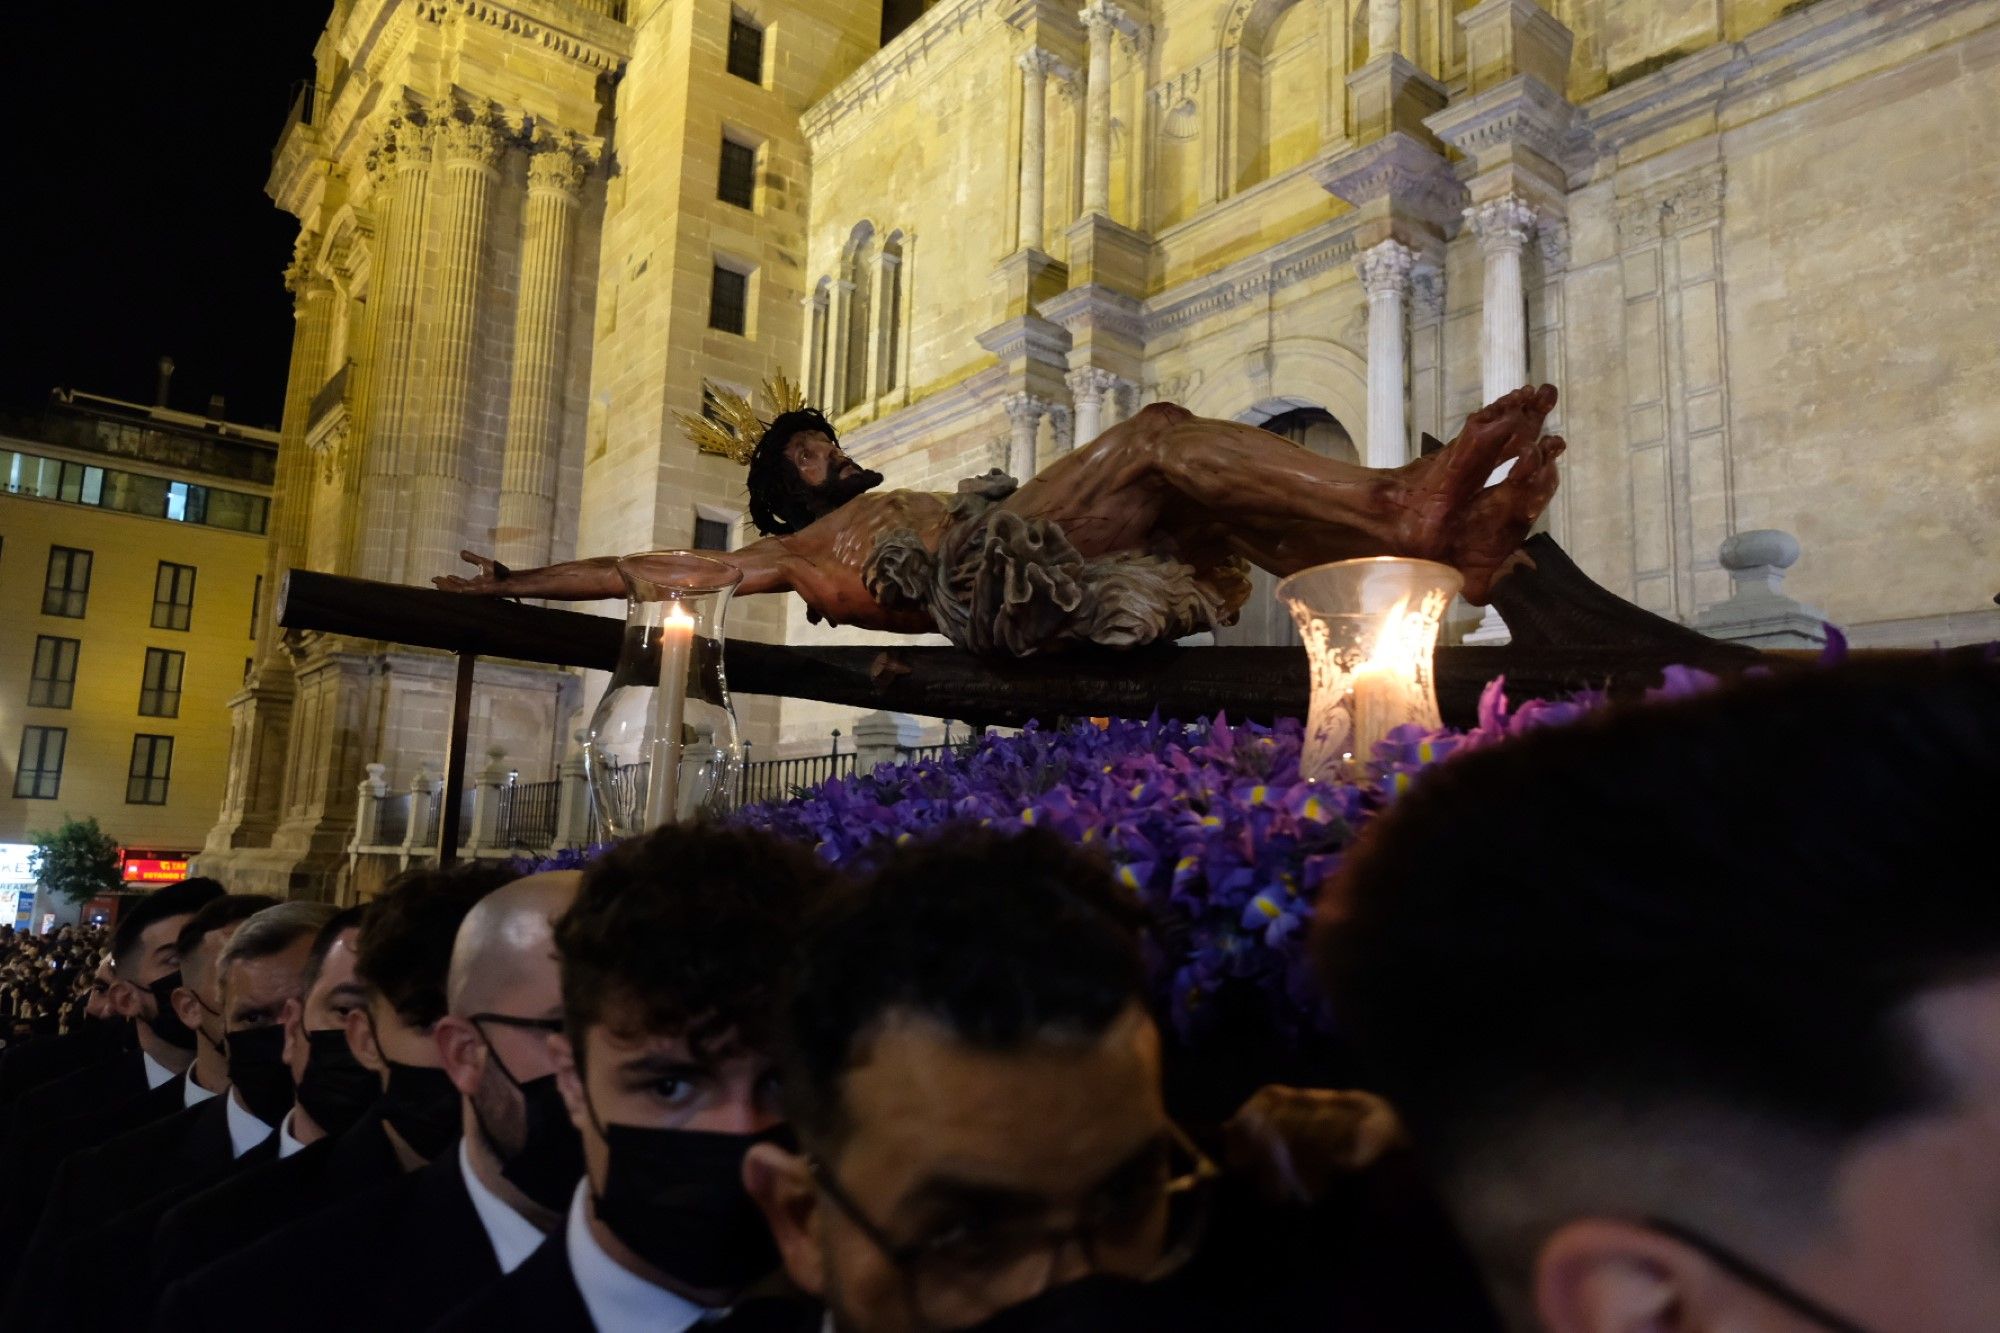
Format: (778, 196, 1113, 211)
(1387, 384, 1564, 603)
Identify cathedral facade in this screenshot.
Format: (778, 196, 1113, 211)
(204, 0, 2000, 894)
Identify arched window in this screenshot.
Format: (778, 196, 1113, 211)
(880, 231, 905, 396)
(807, 277, 831, 409)
(842, 222, 875, 412)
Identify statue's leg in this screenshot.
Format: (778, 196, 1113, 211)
(1006, 386, 1560, 598)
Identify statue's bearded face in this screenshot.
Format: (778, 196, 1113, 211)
(785, 430, 885, 518)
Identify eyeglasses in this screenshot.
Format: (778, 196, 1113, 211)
(467, 1013, 565, 1083)
(809, 1122, 1218, 1329)
(1643, 1218, 1878, 1333)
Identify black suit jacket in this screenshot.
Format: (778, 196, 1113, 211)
(0, 1049, 161, 1284)
(29, 1133, 282, 1333)
(429, 1237, 823, 1333)
(147, 1106, 400, 1288)
(153, 1145, 499, 1333)
(0, 1031, 122, 1110)
(4, 1095, 242, 1325)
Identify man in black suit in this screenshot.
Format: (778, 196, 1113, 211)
(153, 861, 517, 1332)
(144, 905, 388, 1285)
(0, 878, 224, 1293)
(28, 900, 339, 1332)
(436, 828, 835, 1333)
(0, 955, 131, 1111)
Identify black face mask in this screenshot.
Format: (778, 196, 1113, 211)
(379, 1060, 462, 1161)
(297, 1029, 380, 1139)
(477, 1071, 587, 1215)
(143, 971, 200, 1052)
(591, 1118, 791, 1295)
(225, 1024, 295, 1128)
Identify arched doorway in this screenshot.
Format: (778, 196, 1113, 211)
(1212, 405, 1357, 648)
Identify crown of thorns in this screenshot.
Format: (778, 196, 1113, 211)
(675, 372, 814, 465)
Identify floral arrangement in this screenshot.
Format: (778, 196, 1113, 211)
(529, 657, 1779, 1044)
(720, 669, 1747, 1043)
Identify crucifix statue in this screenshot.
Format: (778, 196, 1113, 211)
(436, 378, 1564, 659)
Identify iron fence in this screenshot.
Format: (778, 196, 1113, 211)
(498, 778, 562, 849)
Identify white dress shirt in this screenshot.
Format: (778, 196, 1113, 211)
(182, 1071, 219, 1108)
(566, 1182, 716, 1333)
(459, 1139, 546, 1275)
(141, 1049, 178, 1091)
(225, 1090, 276, 1158)
(277, 1109, 308, 1160)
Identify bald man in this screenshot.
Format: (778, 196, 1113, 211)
(157, 872, 582, 1333)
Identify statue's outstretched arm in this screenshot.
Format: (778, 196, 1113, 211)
(434, 539, 804, 602)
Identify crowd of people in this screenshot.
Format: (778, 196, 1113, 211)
(0, 925, 108, 1044)
(0, 654, 1992, 1333)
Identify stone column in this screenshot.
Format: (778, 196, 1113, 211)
(271, 267, 335, 595)
(497, 136, 588, 571)
(864, 247, 900, 403)
(1467, 195, 1537, 402)
(1354, 240, 1418, 469)
(1003, 393, 1047, 480)
(407, 108, 505, 585)
(1080, 1, 1124, 218)
(1065, 367, 1121, 447)
(355, 115, 435, 583)
(1017, 50, 1059, 253)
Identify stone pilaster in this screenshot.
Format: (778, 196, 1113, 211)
(407, 105, 507, 585)
(497, 134, 590, 570)
(354, 112, 435, 582)
(1355, 240, 1418, 469)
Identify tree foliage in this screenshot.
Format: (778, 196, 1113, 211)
(28, 817, 122, 905)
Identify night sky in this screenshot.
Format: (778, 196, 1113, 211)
(0, 6, 328, 428)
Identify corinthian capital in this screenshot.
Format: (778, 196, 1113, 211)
(1354, 239, 1419, 296)
(1465, 196, 1538, 253)
(526, 133, 592, 197)
(1017, 47, 1075, 85)
(434, 108, 506, 169)
(1080, 0, 1133, 40)
(1003, 392, 1052, 428)
(1065, 367, 1124, 404)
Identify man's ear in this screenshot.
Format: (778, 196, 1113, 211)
(109, 978, 141, 1021)
(1535, 1218, 1715, 1333)
(433, 1015, 485, 1099)
(170, 984, 207, 1040)
(345, 1003, 387, 1080)
(744, 1142, 827, 1299)
(551, 1030, 587, 1133)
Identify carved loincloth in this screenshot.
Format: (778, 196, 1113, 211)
(862, 470, 1250, 657)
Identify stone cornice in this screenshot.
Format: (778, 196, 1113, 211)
(1311, 132, 1466, 233)
(1577, 0, 1985, 169)
(1425, 74, 1581, 171)
(973, 314, 1072, 367)
(1143, 217, 1361, 337)
(805, 0, 995, 155)
(1035, 284, 1146, 342)
(410, 0, 633, 73)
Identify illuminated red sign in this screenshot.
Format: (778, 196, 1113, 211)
(122, 857, 191, 884)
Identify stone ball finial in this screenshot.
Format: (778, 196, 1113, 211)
(1719, 529, 1799, 572)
